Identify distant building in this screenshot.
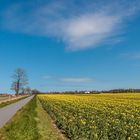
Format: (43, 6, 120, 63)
(85, 91, 90, 94)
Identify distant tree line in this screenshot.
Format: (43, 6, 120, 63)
(9, 68, 140, 95)
(34, 89, 140, 94)
(101, 89, 140, 93)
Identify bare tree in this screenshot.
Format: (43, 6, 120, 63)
(11, 68, 28, 95)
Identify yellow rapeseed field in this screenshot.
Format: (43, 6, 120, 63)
(38, 93, 140, 140)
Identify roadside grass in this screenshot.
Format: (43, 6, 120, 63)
(0, 96, 29, 108)
(36, 97, 67, 140)
(0, 96, 67, 140)
(0, 96, 39, 140)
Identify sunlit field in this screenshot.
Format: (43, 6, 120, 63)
(38, 93, 140, 140)
(0, 96, 9, 101)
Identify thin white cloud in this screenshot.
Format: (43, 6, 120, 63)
(42, 75, 52, 79)
(1, 0, 140, 51)
(61, 77, 93, 83)
(120, 52, 140, 60)
(42, 75, 94, 83)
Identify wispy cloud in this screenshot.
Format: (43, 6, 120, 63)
(120, 52, 140, 60)
(42, 75, 94, 83)
(61, 77, 93, 83)
(62, 13, 122, 50)
(1, 0, 140, 51)
(42, 75, 52, 79)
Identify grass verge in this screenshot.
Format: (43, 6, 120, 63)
(0, 96, 67, 140)
(0, 96, 29, 108)
(0, 96, 39, 140)
(36, 97, 67, 140)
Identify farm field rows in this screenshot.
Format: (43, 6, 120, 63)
(0, 96, 9, 101)
(38, 93, 140, 140)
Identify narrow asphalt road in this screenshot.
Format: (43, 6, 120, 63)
(0, 95, 34, 128)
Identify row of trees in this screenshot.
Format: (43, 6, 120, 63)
(40, 89, 140, 94)
(102, 89, 140, 93)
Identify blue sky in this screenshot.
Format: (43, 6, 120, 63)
(0, 0, 140, 93)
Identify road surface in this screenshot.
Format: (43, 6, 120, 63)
(0, 95, 34, 128)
